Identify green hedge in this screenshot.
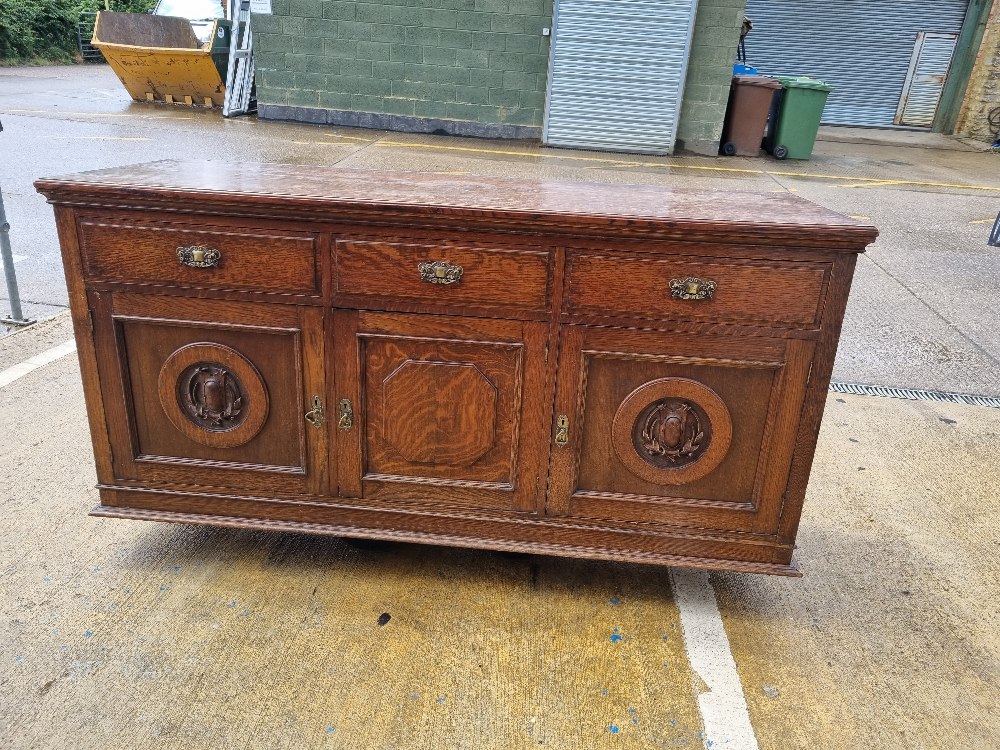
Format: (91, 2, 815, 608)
(0, 0, 155, 62)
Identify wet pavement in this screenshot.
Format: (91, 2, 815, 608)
(1, 64, 999, 750)
(3, 64, 1000, 394)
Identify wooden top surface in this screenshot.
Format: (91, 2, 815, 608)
(35, 160, 878, 248)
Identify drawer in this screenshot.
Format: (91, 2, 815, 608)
(565, 252, 829, 326)
(77, 214, 320, 295)
(335, 238, 551, 311)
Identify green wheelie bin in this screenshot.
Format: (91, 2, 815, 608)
(767, 76, 833, 160)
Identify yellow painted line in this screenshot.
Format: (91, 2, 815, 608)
(837, 179, 913, 189)
(373, 138, 1000, 192)
(289, 140, 352, 146)
(323, 132, 378, 143)
(4, 108, 194, 120)
(969, 218, 996, 224)
(849, 215, 873, 220)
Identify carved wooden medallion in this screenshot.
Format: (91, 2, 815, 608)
(157, 343, 269, 449)
(612, 378, 732, 485)
(178, 363, 246, 430)
(637, 399, 710, 467)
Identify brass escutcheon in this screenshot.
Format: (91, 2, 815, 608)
(555, 414, 569, 447)
(669, 276, 717, 300)
(305, 395, 324, 428)
(338, 398, 354, 431)
(418, 260, 464, 285)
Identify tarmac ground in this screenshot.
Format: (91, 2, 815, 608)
(1, 64, 998, 749)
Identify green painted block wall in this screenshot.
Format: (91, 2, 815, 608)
(253, 0, 552, 128)
(676, 0, 746, 154)
(254, 0, 742, 150)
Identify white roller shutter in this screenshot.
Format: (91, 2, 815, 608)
(742, 0, 969, 127)
(543, 0, 700, 155)
(896, 33, 959, 127)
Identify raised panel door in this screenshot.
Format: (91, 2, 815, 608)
(90, 292, 328, 496)
(332, 311, 551, 512)
(548, 325, 815, 534)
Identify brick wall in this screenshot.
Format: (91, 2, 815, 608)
(253, 0, 552, 136)
(957, 0, 1000, 142)
(675, 0, 746, 155)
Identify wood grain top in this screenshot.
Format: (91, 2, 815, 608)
(35, 160, 878, 248)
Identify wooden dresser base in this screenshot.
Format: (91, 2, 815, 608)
(90, 492, 802, 577)
(35, 162, 877, 576)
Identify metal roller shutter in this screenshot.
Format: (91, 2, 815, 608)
(742, 0, 969, 127)
(543, 0, 699, 155)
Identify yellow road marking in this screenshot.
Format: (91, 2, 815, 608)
(6, 107, 1000, 193)
(373, 138, 1000, 192)
(323, 132, 378, 143)
(837, 179, 913, 189)
(849, 215, 872, 220)
(5, 108, 194, 120)
(969, 218, 996, 224)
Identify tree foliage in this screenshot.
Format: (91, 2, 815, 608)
(0, 0, 156, 61)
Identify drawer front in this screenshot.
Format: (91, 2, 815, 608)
(78, 214, 320, 295)
(335, 238, 551, 311)
(565, 252, 829, 326)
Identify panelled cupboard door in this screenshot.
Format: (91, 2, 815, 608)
(548, 326, 815, 534)
(332, 310, 551, 512)
(90, 292, 328, 496)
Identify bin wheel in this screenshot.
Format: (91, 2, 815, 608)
(722, 142, 737, 156)
(773, 145, 789, 160)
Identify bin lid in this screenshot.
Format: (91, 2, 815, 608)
(731, 75, 781, 89)
(774, 75, 834, 92)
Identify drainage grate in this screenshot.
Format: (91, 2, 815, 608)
(829, 381, 1000, 408)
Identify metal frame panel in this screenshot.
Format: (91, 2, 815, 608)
(895, 32, 959, 126)
(543, 0, 700, 155)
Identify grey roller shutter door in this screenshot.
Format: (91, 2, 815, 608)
(543, 0, 700, 155)
(742, 0, 968, 127)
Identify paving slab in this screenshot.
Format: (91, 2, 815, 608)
(717, 392, 1000, 749)
(1, 339, 997, 749)
(2, 357, 706, 750)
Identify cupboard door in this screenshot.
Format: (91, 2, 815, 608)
(548, 326, 814, 534)
(92, 293, 328, 496)
(332, 311, 551, 512)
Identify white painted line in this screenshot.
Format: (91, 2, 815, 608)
(0, 339, 77, 390)
(670, 569, 759, 750)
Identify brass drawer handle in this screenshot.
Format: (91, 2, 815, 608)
(305, 396, 324, 428)
(670, 276, 716, 300)
(177, 245, 221, 268)
(418, 260, 463, 285)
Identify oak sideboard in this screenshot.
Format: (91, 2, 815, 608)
(36, 161, 877, 575)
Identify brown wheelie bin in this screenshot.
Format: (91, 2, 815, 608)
(720, 75, 781, 156)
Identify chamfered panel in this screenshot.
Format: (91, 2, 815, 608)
(362, 335, 521, 485)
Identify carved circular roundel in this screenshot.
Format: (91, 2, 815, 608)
(611, 378, 732, 485)
(157, 343, 269, 449)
